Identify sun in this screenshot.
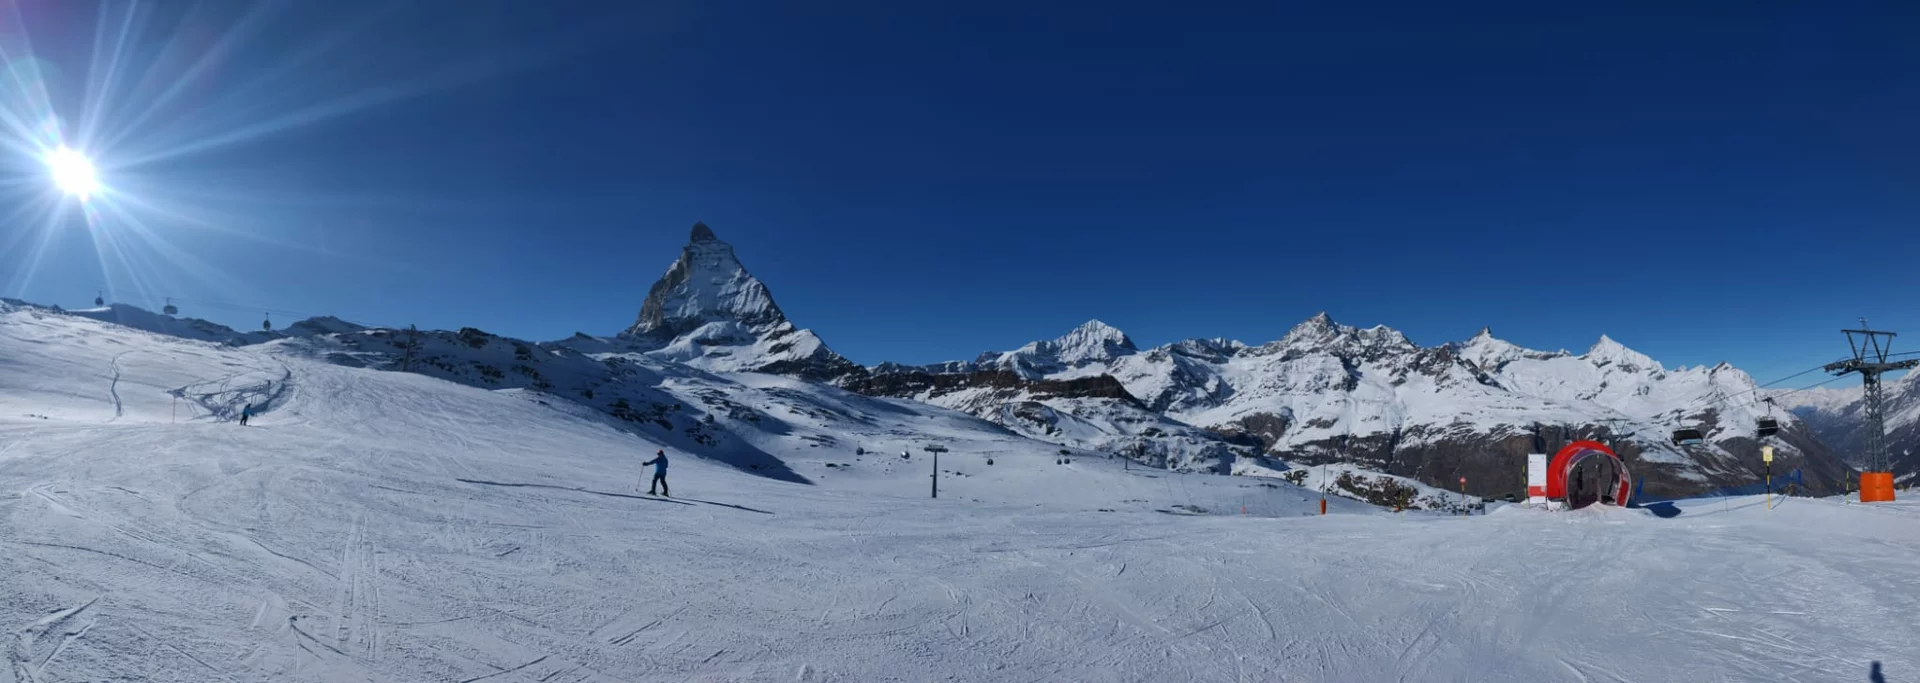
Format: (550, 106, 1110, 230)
(47, 146, 100, 200)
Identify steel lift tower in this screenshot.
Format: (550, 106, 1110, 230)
(1823, 319, 1918, 502)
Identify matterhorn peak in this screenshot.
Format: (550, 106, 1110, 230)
(610, 221, 856, 379)
(621, 222, 783, 339)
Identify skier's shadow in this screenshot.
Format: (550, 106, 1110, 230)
(456, 478, 694, 505)
(676, 498, 774, 515)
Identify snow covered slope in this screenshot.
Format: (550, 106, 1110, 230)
(882, 316, 1855, 499)
(0, 298, 355, 346)
(4, 306, 1915, 682)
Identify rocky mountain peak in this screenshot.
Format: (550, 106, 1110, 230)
(1053, 320, 1137, 362)
(1584, 334, 1661, 373)
(1262, 313, 1414, 359)
(974, 319, 1142, 377)
(623, 222, 784, 340)
(612, 222, 856, 379)
(1273, 312, 1340, 348)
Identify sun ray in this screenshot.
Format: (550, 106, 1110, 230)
(97, 2, 277, 155)
(0, 194, 62, 293)
(77, 0, 147, 151)
(91, 198, 259, 307)
(1, 1, 634, 319)
(0, 53, 59, 154)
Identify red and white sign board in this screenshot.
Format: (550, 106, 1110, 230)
(1526, 453, 1548, 504)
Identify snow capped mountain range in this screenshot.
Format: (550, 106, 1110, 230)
(871, 311, 1856, 497)
(1775, 373, 1920, 480)
(15, 222, 1897, 499)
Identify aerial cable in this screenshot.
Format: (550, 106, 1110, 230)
(1694, 355, 1915, 409)
(1674, 361, 1844, 413)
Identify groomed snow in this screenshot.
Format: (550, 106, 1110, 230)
(3, 310, 1916, 681)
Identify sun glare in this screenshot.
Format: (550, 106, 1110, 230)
(47, 146, 100, 200)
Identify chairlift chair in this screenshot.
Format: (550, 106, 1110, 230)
(1670, 428, 1705, 446)
(1756, 397, 1781, 438)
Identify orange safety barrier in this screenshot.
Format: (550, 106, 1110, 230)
(1860, 472, 1896, 503)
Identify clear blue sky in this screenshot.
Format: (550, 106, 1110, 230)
(3, 1, 1915, 384)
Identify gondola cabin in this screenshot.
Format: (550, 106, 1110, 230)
(1756, 417, 1780, 438)
(162, 298, 178, 316)
(1670, 428, 1705, 446)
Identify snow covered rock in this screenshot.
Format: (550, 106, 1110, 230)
(971, 319, 1141, 378)
(610, 222, 859, 380)
(841, 368, 1242, 472)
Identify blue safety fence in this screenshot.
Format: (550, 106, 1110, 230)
(1629, 469, 1802, 506)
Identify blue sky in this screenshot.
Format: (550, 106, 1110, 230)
(2, 0, 1915, 384)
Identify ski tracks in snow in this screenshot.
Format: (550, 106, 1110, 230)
(106, 353, 127, 420)
(7, 597, 99, 683)
(331, 515, 383, 662)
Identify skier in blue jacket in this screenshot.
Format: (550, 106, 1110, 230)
(641, 449, 669, 497)
(239, 404, 253, 426)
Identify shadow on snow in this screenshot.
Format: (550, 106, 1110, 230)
(455, 478, 775, 514)
(455, 478, 695, 506)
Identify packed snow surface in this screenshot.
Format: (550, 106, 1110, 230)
(3, 310, 1916, 682)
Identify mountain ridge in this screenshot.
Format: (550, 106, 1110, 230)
(19, 223, 1897, 497)
(859, 312, 1859, 498)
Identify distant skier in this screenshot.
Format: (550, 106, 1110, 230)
(239, 404, 253, 426)
(641, 449, 670, 497)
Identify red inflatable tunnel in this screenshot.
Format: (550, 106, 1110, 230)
(1545, 440, 1633, 507)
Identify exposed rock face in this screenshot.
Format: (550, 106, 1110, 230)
(624, 222, 787, 339)
(609, 222, 859, 380)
